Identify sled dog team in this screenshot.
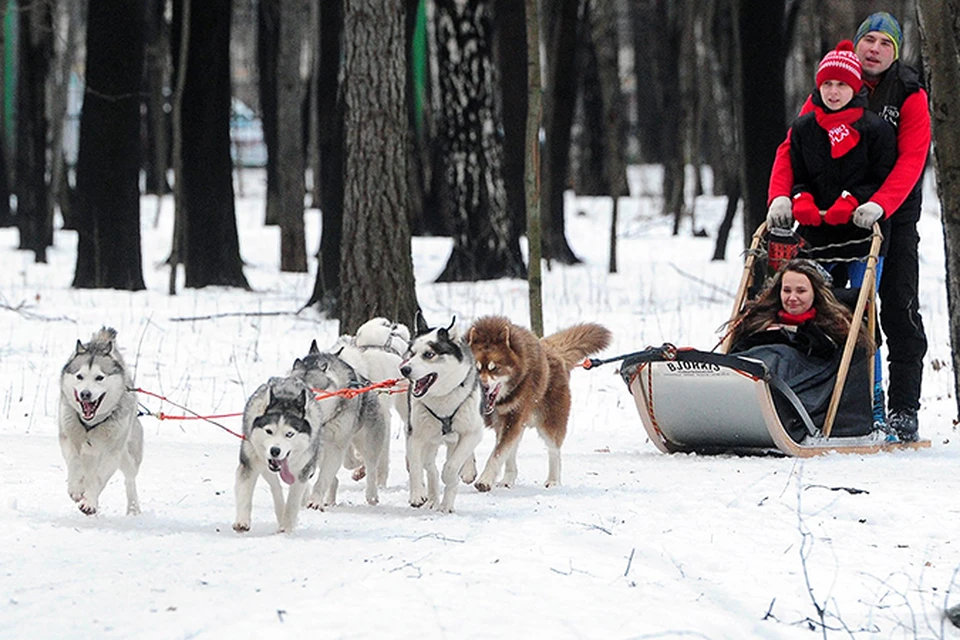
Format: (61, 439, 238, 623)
(58, 317, 611, 532)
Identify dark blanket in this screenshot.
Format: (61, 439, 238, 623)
(733, 343, 874, 442)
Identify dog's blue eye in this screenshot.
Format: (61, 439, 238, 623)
(424, 351, 434, 360)
(286, 431, 295, 438)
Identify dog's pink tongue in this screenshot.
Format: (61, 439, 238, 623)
(279, 458, 296, 485)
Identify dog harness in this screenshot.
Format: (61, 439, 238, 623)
(420, 367, 479, 435)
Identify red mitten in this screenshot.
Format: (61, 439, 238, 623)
(791, 192, 821, 227)
(823, 191, 858, 225)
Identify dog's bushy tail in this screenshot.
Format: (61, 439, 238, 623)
(541, 323, 611, 370)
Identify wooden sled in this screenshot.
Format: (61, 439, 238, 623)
(617, 222, 930, 457)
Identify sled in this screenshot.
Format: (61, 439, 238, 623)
(616, 222, 930, 457)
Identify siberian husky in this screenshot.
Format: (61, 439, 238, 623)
(399, 314, 483, 513)
(233, 375, 323, 533)
(292, 343, 386, 509)
(467, 316, 611, 491)
(58, 327, 143, 516)
(334, 317, 410, 486)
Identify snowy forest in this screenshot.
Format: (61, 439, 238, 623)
(0, 0, 959, 395)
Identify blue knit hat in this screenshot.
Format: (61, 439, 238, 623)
(854, 12, 902, 60)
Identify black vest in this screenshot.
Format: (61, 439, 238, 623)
(866, 61, 924, 220)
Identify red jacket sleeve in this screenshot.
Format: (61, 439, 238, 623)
(767, 96, 814, 205)
(868, 89, 931, 217)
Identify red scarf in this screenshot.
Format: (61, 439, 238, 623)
(778, 307, 817, 325)
(813, 106, 863, 158)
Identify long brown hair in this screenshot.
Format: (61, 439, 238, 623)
(726, 259, 874, 351)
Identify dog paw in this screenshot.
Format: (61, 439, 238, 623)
(474, 481, 492, 493)
(232, 521, 250, 533)
(366, 495, 379, 506)
(78, 500, 97, 515)
(126, 502, 141, 516)
(409, 493, 429, 508)
(68, 489, 83, 503)
(305, 499, 325, 511)
(496, 480, 514, 489)
(352, 466, 366, 482)
(544, 480, 560, 488)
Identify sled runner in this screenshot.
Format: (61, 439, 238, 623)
(615, 223, 930, 457)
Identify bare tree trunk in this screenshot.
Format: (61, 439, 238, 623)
(169, 0, 190, 294)
(258, 0, 280, 226)
(585, 0, 627, 273)
(541, 0, 582, 265)
(916, 0, 960, 418)
(737, 0, 786, 241)
(276, 0, 308, 272)
(15, 0, 53, 262)
(172, 0, 249, 289)
(73, 0, 145, 290)
(144, 0, 171, 201)
(304, 0, 344, 313)
(339, 0, 418, 333)
(494, 0, 528, 245)
(434, 0, 524, 282)
(48, 1, 78, 231)
(525, 0, 543, 337)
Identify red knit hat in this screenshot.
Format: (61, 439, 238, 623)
(816, 40, 862, 92)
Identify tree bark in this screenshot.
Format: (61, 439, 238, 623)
(305, 0, 344, 312)
(15, 0, 53, 262)
(737, 0, 786, 241)
(525, 0, 543, 336)
(339, 0, 418, 333)
(541, 0, 582, 264)
(172, 0, 249, 289)
(434, 0, 524, 282)
(916, 0, 960, 418)
(276, 0, 308, 272)
(144, 0, 171, 198)
(73, 0, 146, 290)
(494, 0, 528, 244)
(258, 0, 280, 226)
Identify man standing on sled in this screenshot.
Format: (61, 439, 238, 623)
(766, 12, 930, 443)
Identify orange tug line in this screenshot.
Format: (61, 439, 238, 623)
(133, 378, 409, 441)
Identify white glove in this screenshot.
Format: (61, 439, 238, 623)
(766, 196, 793, 229)
(852, 201, 884, 228)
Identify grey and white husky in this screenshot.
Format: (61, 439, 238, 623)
(58, 327, 143, 516)
(233, 375, 323, 533)
(334, 317, 411, 486)
(399, 314, 483, 513)
(292, 342, 387, 509)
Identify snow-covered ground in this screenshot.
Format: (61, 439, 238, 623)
(1, 167, 957, 639)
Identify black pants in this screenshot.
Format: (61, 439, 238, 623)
(878, 218, 927, 412)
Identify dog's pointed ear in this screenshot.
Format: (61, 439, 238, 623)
(309, 340, 320, 355)
(446, 316, 456, 332)
(415, 310, 430, 336)
(75, 339, 86, 355)
(292, 358, 306, 374)
(333, 345, 344, 357)
(501, 325, 512, 351)
(466, 326, 476, 346)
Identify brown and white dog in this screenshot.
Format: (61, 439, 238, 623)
(466, 316, 611, 491)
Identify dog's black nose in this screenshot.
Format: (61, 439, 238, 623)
(270, 446, 281, 458)
(400, 365, 411, 377)
(79, 390, 92, 402)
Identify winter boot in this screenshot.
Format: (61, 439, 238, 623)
(888, 408, 919, 443)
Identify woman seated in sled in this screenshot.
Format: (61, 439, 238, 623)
(727, 259, 872, 359)
(725, 259, 877, 441)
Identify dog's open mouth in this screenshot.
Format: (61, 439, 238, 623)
(481, 383, 501, 415)
(412, 373, 437, 398)
(74, 390, 105, 422)
(268, 455, 296, 485)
